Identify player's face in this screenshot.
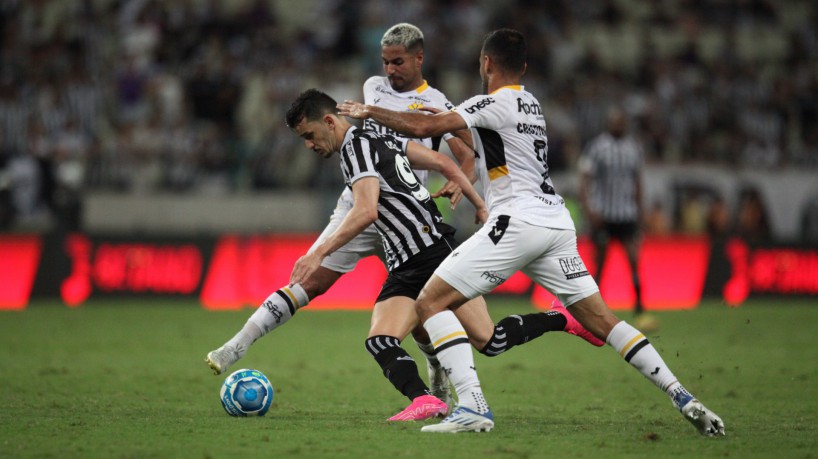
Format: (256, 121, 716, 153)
(381, 44, 422, 92)
(293, 118, 336, 159)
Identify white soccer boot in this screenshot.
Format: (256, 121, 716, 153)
(672, 387, 725, 436)
(420, 405, 494, 433)
(205, 345, 241, 375)
(680, 399, 725, 436)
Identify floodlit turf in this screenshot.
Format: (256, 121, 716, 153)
(1, 297, 817, 458)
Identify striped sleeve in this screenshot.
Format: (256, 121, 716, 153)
(342, 134, 379, 184)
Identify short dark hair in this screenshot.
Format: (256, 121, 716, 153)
(482, 29, 527, 75)
(285, 89, 338, 128)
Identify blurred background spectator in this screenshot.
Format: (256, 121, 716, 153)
(0, 0, 815, 240)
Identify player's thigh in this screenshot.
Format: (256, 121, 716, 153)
(522, 228, 599, 307)
(454, 296, 494, 350)
(313, 197, 383, 273)
(369, 296, 420, 339)
(435, 218, 542, 299)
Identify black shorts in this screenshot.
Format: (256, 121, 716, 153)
(592, 221, 640, 245)
(375, 236, 455, 303)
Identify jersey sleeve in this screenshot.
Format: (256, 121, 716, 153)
(454, 94, 507, 131)
(341, 135, 379, 184)
(363, 76, 380, 105)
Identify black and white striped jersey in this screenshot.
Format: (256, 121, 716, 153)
(338, 126, 454, 271)
(579, 132, 643, 223)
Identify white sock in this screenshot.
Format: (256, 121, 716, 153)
(606, 321, 682, 395)
(424, 310, 489, 414)
(225, 284, 309, 356)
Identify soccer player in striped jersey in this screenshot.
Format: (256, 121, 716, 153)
(284, 88, 599, 421)
(579, 107, 657, 331)
(338, 29, 724, 436)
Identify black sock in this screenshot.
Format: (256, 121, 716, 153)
(480, 311, 567, 356)
(365, 335, 428, 401)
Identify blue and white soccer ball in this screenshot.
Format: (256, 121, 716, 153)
(219, 369, 274, 417)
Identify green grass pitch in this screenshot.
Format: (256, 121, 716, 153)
(1, 297, 817, 458)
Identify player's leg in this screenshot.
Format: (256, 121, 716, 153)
(529, 228, 723, 436)
(205, 272, 327, 375)
(620, 224, 659, 331)
(206, 191, 378, 375)
(592, 223, 610, 282)
(416, 218, 542, 432)
(410, 324, 454, 412)
(569, 293, 724, 436)
(416, 274, 494, 432)
(620, 224, 644, 314)
(366, 296, 448, 421)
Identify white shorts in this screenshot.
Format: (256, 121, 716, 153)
(311, 188, 384, 273)
(436, 215, 599, 306)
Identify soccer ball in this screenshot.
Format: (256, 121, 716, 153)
(219, 369, 274, 417)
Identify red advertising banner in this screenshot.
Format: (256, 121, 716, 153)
(2, 232, 817, 310)
(0, 235, 42, 310)
(199, 235, 386, 310)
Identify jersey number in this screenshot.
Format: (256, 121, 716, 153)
(534, 139, 555, 195)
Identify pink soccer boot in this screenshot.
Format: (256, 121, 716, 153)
(387, 394, 448, 421)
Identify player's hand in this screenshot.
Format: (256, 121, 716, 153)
(337, 101, 369, 119)
(290, 252, 322, 287)
(431, 180, 463, 209)
(475, 207, 489, 224)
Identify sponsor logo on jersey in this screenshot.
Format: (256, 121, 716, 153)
(364, 119, 405, 139)
(408, 102, 424, 110)
(375, 85, 394, 95)
(535, 195, 564, 206)
(517, 122, 546, 136)
(464, 97, 495, 114)
(481, 270, 507, 285)
(517, 98, 542, 115)
(559, 256, 590, 279)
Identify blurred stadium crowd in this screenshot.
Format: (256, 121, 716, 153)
(0, 0, 816, 236)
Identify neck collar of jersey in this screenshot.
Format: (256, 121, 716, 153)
(490, 85, 523, 94)
(340, 125, 358, 149)
(411, 80, 429, 93)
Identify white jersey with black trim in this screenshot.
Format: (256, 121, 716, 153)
(363, 76, 455, 186)
(454, 85, 575, 230)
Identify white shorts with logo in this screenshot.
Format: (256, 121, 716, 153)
(311, 187, 384, 273)
(436, 215, 599, 306)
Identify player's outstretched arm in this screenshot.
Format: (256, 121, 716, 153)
(290, 177, 380, 285)
(405, 142, 487, 224)
(338, 100, 468, 140)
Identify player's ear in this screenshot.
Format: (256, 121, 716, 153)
(416, 49, 424, 66)
(483, 54, 492, 73)
(521, 61, 527, 77)
(323, 114, 335, 130)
